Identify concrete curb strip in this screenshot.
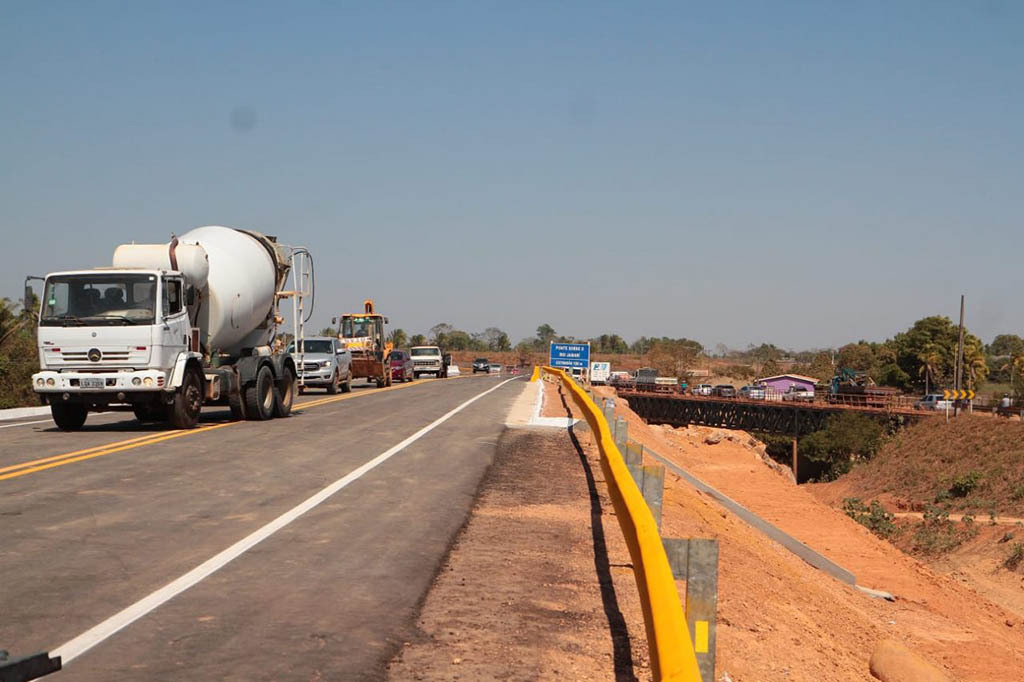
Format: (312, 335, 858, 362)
(634, 441, 858, 586)
(0, 406, 51, 421)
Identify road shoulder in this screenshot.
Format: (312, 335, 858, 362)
(386, 425, 649, 680)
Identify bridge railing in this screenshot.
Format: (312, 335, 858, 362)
(534, 366, 704, 682)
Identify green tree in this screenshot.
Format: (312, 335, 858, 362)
(389, 328, 408, 349)
(536, 323, 556, 345)
(892, 316, 987, 391)
(989, 334, 1024, 358)
(444, 330, 472, 351)
(409, 333, 427, 347)
(317, 326, 336, 337)
(800, 412, 886, 480)
(837, 342, 876, 372)
(430, 322, 454, 347)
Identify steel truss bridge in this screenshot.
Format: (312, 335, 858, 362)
(617, 392, 925, 437)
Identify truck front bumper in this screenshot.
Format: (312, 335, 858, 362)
(32, 369, 170, 395)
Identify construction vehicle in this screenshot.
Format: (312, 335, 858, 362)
(828, 368, 899, 408)
(29, 225, 313, 430)
(336, 300, 393, 387)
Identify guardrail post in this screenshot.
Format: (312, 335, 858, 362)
(686, 538, 719, 682)
(662, 537, 689, 579)
(614, 416, 627, 449)
(641, 463, 665, 531)
(602, 398, 614, 425)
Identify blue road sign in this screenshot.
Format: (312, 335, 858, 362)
(549, 342, 590, 369)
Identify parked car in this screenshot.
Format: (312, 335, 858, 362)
(782, 385, 815, 402)
(289, 337, 352, 394)
(388, 349, 414, 383)
(739, 384, 766, 400)
(489, 362, 502, 374)
(916, 393, 953, 411)
(506, 365, 520, 375)
(713, 384, 737, 398)
(693, 383, 714, 396)
(472, 357, 490, 374)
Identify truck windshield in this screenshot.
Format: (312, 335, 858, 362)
(411, 348, 439, 356)
(40, 274, 157, 326)
(341, 317, 372, 338)
(296, 340, 334, 354)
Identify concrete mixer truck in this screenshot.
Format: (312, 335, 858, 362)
(27, 226, 314, 430)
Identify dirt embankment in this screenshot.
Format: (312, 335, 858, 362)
(600, 385, 1024, 681)
(811, 417, 1024, 517)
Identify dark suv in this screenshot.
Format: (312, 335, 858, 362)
(472, 358, 490, 374)
(713, 384, 737, 398)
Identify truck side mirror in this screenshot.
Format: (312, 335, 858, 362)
(24, 283, 34, 314)
(331, 317, 337, 325)
(186, 285, 196, 306)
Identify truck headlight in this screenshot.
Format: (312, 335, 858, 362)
(132, 377, 142, 386)
(36, 378, 44, 387)
(320, 360, 331, 368)
(46, 378, 55, 386)
(143, 377, 154, 387)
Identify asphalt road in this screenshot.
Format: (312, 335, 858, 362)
(1, 373, 525, 681)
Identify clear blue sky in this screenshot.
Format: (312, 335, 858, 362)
(3, 1, 1021, 350)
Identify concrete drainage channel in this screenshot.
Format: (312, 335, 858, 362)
(589, 391, 896, 605)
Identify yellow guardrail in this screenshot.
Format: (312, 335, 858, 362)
(533, 365, 703, 682)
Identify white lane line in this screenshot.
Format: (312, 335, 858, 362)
(52, 377, 519, 666)
(0, 418, 53, 429)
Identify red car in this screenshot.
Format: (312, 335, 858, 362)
(389, 349, 414, 382)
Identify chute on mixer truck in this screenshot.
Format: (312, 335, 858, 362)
(28, 225, 313, 430)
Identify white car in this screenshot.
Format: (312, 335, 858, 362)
(916, 393, 953, 411)
(488, 363, 501, 374)
(739, 384, 766, 400)
(692, 383, 713, 396)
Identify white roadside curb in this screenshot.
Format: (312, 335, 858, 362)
(0, 405, 51, 422)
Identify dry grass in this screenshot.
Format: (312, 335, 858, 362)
(833, 417, 1024, 516)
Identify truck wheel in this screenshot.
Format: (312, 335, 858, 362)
(273, 366, 296, 417)
(414, 372, 420, 380)
(133, 403, 166, 423)
(326, 370, 339, 395)
(168, 368, 203, 429)
(340, 370, 352, 393)
(51, 403, 87, 431)
(228, 390, 247, 420)
(244, 365, 275, 421)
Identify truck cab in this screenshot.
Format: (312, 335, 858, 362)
(32, 269, 195, 429)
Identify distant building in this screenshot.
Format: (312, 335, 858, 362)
(756, 373, 819, 399)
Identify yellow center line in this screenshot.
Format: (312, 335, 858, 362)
(0, 431, 184, 475)
(0, 374, 481, 482)
(0, 422, 236, 482)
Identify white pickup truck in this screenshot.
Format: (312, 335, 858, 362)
(410, 346, 447, 379)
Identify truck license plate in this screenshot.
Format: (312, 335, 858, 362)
(80, 377, 105, 389)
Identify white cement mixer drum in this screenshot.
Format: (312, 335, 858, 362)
(179, 225, 279, 354)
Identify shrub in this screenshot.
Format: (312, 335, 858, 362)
(842, 498, 898, 539)
(949, 471, 982, 498)
(1004, 543, 1024, 571)
(910, 505, 978, 556)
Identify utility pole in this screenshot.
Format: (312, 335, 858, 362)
(954, 294, 965, 417)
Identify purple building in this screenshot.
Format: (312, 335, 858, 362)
(756, 373, 819, 401)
